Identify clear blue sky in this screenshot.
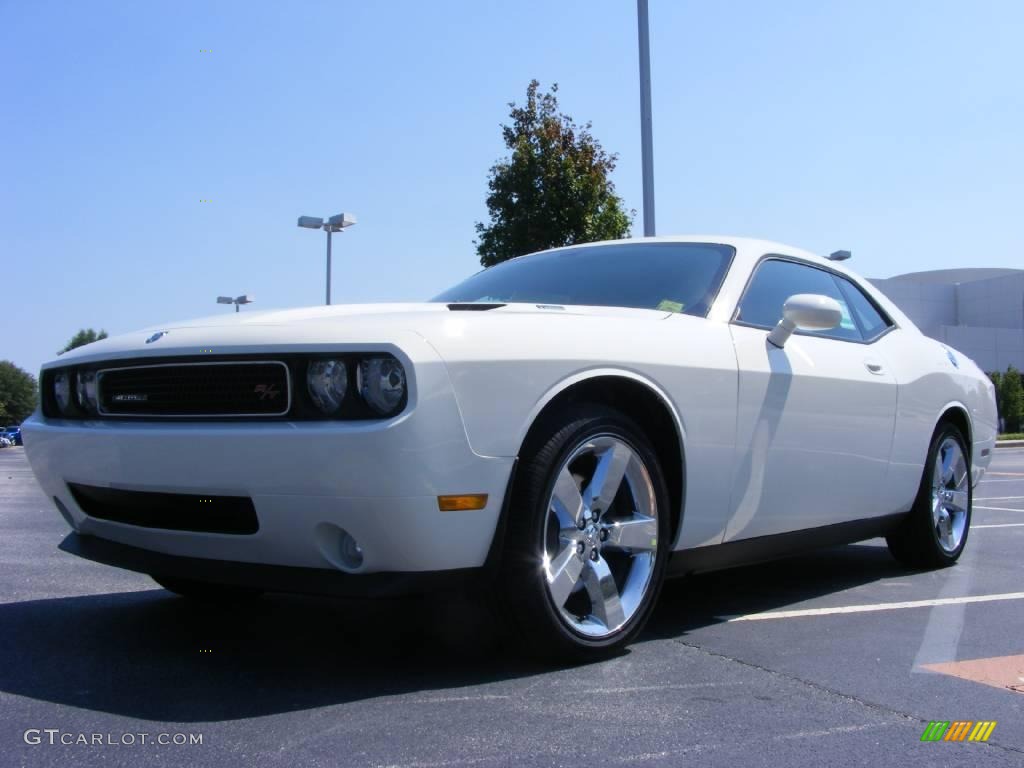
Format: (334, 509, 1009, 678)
(3, 0, 1022, 377)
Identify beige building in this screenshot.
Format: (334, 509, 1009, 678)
(870, 268, 1024, 372)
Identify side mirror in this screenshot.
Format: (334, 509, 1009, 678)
(767, 294, 843, 348)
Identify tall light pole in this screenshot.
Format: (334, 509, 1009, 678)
(297, 213, 357, 305)
(637, 0, 656, 236)
(217, 294, 253, 313)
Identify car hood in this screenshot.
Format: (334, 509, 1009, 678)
(42, 302, 674, 369)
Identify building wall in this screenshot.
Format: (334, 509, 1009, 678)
(868, 278, 957, 337)
(956, 273, 1024, 330)
(869, 271, 1024, 372)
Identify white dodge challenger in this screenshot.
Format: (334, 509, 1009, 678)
(23, 236, 998, 657)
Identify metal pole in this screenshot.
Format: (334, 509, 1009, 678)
(235, 302, 239, 313)
(637, 0, 656, 236)
(325, 228, 333, 305)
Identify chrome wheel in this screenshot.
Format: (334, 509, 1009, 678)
(931, 436, 969, 553)
(542, 434, 659, 639)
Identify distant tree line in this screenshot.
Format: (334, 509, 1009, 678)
(1, 329, 110, 426)
(59, 328, 107, 355)
(989, 367, 1023, 434)
(0, 362, 37, 425)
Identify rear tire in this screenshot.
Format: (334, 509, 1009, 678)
(152, 575, 264, 602)
(886, 422, 972, 568)
(497, 404, 672, 661)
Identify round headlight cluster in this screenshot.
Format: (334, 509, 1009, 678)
(306, 360, 348, 415)
(359, 356, 407, 416)
(53, 372, 73, 414)
(305, 356, 407, 417)
(76, 370, 99, 414)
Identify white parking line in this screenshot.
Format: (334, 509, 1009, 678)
(973, 523, 1024, 529)
(975, 505, 1024, 512)
(975, 496, 1024, 501)
(718, 592, 1024, 622)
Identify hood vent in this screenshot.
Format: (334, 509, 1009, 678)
(446, 303, 506, 311)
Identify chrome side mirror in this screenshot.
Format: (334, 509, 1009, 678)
(767, 294, 843, 348)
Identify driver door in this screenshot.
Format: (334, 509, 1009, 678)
(724, 258, 898, 541)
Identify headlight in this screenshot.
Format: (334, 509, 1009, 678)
(76, 370, 98, 413)
(358, 356, 406, 416)
(306, 359, 348, 414)
(53, 372, 72, 414)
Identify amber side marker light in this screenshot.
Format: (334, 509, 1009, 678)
(437, 494, 488, 512)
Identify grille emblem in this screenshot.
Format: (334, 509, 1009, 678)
(254, 383, 281, 400)
(112, 393, 148, 402)
(145, 331, 169, 344)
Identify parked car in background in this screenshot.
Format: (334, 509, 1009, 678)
(2, 426, 22, 446)
(22, 236, 998, 659)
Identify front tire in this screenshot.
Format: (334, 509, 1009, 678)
(498, 404, 672, 661)
(886, 422, 972, 568)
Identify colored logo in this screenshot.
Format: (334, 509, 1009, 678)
(920, 721, 996, 742)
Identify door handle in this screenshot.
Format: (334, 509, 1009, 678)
(865, 360, 885, 375)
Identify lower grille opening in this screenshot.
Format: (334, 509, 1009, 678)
(67, 483, 259, 535)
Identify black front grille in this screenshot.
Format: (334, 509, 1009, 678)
(68, 483, 259, 534)
(98, 361, 290, 417)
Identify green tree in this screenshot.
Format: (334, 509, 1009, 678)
(59, 328, 108, 355)
(999, 366, 1023, 433)
(475, 80, 633, 267)
(0, 361, 38, 425)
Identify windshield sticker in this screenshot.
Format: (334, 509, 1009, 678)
(838, 301, 856, 330)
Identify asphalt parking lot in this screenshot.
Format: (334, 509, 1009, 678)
(2, 446, 1022, 767)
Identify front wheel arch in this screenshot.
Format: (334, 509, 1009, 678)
(937, 405, 972, 459)
(514, 374, 685, 549)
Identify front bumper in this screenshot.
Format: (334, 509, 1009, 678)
(23, 350, 515, 578)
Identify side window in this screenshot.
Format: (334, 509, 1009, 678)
(835, 276, 892, 341)
(736, 259, 862, 341)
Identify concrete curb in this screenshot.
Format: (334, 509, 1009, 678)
(996, 440, 1024, 448)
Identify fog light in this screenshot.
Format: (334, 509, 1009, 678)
(338, 530, 364, 569)
(437, 494, 488, 511)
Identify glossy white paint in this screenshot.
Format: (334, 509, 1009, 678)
(22, 236, 997, 580)
(765, 293, 843, 347)
(726, 325, 898, 540)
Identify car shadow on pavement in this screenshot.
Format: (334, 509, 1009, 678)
(0, 542, 908, 722)
(646, 541, 910, 638)
(0, 586, 546, 722)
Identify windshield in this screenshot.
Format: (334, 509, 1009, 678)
(432, 242, 734, 316)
